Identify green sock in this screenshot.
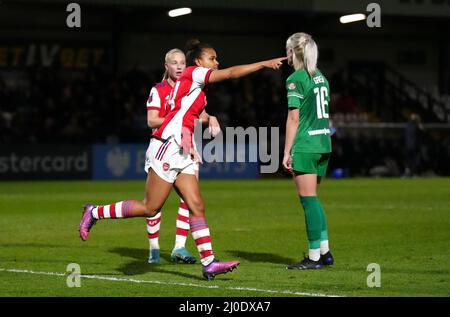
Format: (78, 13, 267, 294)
(300, 196, 322, 250)
(317, 199, 329, 241)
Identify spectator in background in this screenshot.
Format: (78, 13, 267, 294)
(335, 88, 357, 114)
(403, 113, 423, 177)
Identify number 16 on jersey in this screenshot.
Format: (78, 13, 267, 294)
(314, 87, 329, 119)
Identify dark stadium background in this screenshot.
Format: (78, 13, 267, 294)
(1, 1, 450, 303)
(1, 0, 449, 180)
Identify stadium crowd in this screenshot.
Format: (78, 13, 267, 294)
(0, 66, 287, 144)
(1, 66, 448, 176)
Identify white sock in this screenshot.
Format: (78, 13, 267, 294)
(174, 237, 186, 250)
(309, 248, 320, 261)
(320, 240, 330, 255)
(149, 239, 159, 251)
(91, 207, 99, 219)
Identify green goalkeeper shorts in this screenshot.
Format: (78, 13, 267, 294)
(292, 152, 331, 176)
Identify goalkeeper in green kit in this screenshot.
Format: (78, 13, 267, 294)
(283, 32, 334, 269)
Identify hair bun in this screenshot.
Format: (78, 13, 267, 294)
(185, 38, 201, 52)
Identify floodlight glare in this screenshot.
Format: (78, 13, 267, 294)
(339, 14, 366, 24)
(168, 8, 192, 18)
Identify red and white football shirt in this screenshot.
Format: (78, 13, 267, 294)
(152, 66, 213, 148)
(146, 80, 173, 119)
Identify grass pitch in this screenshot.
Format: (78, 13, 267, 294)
(0, 178, 449, 297)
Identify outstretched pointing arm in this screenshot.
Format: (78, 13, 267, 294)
(208, 57, 287, 84)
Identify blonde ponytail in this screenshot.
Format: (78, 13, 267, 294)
(286, 32, 318, 77)
(304, 40, 318, 76)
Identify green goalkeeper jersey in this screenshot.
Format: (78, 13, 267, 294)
(286, 67, 332, 154)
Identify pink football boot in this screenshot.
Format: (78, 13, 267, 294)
(79, 204, 97, 241)
(202, 259, 240, 280)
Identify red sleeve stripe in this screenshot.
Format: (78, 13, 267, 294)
(204, 69, 213, 85)
(147, 106, 161, 111)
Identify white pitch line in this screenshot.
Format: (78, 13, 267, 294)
(0, 267, 342, 297)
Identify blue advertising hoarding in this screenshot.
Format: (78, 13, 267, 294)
(92, 143, 259, 180)
(92, 144, 147, 180)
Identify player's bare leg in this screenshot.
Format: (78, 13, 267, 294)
(294, 173, 318, 196)
(79, 169, 173, 241)
(174, 173, 240, 280)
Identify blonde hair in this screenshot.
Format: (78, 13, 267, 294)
(286, 32, 318, 77)
(162, 48, 185, 81)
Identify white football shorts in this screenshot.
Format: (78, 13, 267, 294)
(144, 137, 199, 183)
